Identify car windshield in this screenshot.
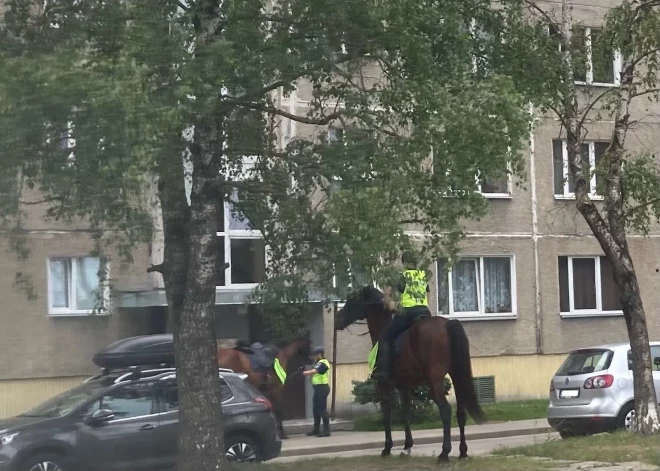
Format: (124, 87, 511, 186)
(20, 380, 109, 419)
(556, 349, 613, 376)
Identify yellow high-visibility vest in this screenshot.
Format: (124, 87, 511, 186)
(311, 359, 330, 385)
(400, 269, 428, 308)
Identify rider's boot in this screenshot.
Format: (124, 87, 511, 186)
(371, 341, 391, 383)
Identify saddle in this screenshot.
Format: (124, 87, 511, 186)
(234, 341, 276, 372)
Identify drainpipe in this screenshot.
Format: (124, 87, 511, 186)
(528, 103, 543, 354)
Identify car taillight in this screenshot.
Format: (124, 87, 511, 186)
(584, 374, 614, 389)
(550, 380, 555, 392)
(254, 397, 273, 410)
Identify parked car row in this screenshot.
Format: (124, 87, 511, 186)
(548, 341, 660, 438)
(0, 337, 282, 471)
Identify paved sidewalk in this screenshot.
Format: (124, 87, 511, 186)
(280, 418, 553, 457)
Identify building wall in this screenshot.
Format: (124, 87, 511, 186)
(0, 232, 155, 381)
(330, 354, 567, 416)
(0, 376, 88, 419)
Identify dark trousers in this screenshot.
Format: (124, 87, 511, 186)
(373, 306, 431, 381)
(379, 305, 431, 342)
(311, 384, 330, 434)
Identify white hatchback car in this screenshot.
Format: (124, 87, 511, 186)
(547, 342, 660, 438)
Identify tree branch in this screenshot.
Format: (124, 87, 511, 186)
(579, 88, 617, 129)
(147, 263, 165, 274)
(174, 0, 189, 11)
(19, 196, 62, 205)
(631, 87, 660, 98)
(227, 99, 343, 125)
(523, 0, 556, 25)
(625, 197, 660, 218)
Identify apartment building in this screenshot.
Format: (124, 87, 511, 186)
(2, 0, 658, 419)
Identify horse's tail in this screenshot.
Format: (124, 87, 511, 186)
(447, 319, 485, 424)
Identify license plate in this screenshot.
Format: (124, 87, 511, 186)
(559, 389, 580, 399)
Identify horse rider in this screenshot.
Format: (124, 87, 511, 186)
(371, 251, 431, 383)
(302, 346, 332, 437)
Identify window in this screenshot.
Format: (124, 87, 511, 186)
(159, 379, 233, 413)
(628, 346, 660, 371)
(48, 256, 107, 315)
(557, 349, 613, 375)
(573, 27, 620, 85)
(558, 256, 622, 316)
(553, 139, 608, 198)
(85, 383, 159, 420)
(437, 256, 515, 319)
(217, 157, 266, 287)
(550, 25, 621, 86)
(478, 172, 511, 197)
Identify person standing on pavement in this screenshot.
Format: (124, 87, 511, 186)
(302, 346, 331, 437)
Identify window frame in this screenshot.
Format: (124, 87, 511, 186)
(216, 155, 268, 289)
(437, 255, 517, 321)
(554, 140, 605, 200)
(559, 255, 623, 318)
(46, 256, 109, 316)
(575, 27, 622, 87)
(548, 25, 622, 87)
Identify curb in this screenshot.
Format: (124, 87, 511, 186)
(279, 426, 554, 458)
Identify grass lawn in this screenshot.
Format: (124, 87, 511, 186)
(238, 455, 560, 471)
(493, 431, 660, 465)
(353, 399, 548, 431)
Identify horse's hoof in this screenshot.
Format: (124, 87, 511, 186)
(459, 454, 469, 460)
(400, 451, 411, 458)
(381, 449, 391, 458)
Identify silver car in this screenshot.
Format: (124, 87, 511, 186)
(547, 341, 660, 438)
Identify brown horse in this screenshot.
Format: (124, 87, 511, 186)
(335, 286, 484, 463)
(217, 332, 312, 439)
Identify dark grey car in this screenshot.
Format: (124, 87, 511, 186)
(0, 369, 281, 471)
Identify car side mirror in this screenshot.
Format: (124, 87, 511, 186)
(87, 409, 115, 425)
(654, 357, 660, 367)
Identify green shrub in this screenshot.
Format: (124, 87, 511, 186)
(351, 376, 452, 423)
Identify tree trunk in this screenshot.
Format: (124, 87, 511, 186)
(560, 0, 660, 434)
(173, 117, 226, 470)
(616, 253, 660, 433)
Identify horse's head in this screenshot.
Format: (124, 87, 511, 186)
(277, 330, 312, 360)
(335, 285, 388, 330)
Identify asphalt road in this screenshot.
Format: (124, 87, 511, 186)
(271, 432, 561, 463)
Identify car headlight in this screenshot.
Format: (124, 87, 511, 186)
(0, 433, 18, 446)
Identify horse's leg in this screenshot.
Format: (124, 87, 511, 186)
(399, 388, 413, 457)
(456, 397, 468, 459)
(379, 391, 394, 457)
(271, 387, 289, 440)
(431, 379, 452, 463)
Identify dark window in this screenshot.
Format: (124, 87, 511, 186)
(557, 349, 613, 375)
(230, 239, 266, 284)
(628, 347, 660, 371)
(591, 29, 615, 84)
(558, 256, 621, 313)
(86, 383, 158, 419)
(159, 379, 233, 413)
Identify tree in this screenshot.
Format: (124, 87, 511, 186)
(511, 0, 660, 433)
(1, 0, 536, 468)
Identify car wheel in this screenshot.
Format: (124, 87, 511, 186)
(225, 435, 261, 463)
(616, 402, 635, 431)
(22, 454, 70, 471)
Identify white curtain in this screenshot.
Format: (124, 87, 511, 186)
(76, 257, 101, 310)
(50, 260, 70, 308)
(452, 260, 479, 312)
(483, 258, 512, 313)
